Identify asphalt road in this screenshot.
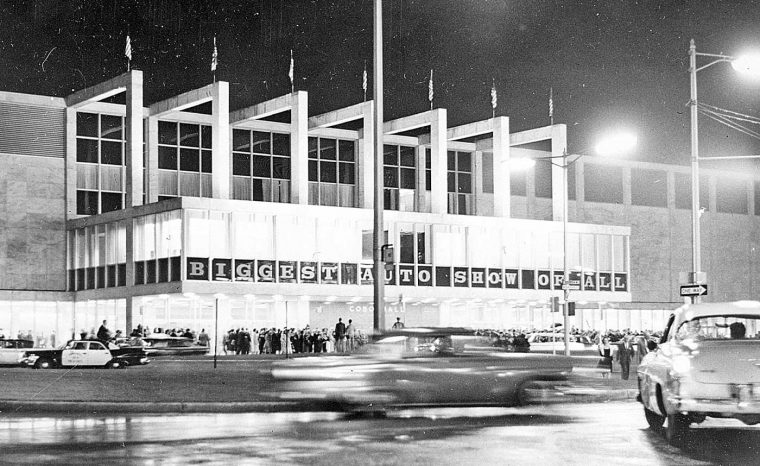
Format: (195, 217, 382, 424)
(1, 402, 758, 465)
(0, 355, 638, 407)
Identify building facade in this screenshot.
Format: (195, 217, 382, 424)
(1, 70, 758, 346)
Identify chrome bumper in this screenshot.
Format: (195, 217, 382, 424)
(671, 396, 760, 415)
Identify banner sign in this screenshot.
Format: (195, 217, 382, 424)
(185, 257, 628, 292)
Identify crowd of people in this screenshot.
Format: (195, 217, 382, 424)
(221, 319, 369, 355)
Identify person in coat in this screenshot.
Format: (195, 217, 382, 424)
(616, 335, 636, 380)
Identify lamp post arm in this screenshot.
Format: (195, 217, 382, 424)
(695, 58, 733, 73)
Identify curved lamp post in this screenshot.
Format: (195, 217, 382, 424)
(688, 39, 760, 303)
(512, 130, 637, 356)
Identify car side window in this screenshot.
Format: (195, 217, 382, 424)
(72, 342, 88, 350)
(89, 342, 106, 350)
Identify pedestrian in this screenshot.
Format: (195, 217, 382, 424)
(598, 337, 613, 378)
(334, 318, 346, 352)
(392, 317, 405, 329)
(616, 335, 635, 380)
(345, 319, 355, 352)
(96, 320, 112, 342)
(198, 329, 210, 348)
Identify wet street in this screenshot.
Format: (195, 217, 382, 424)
(1, 401, 758, 465)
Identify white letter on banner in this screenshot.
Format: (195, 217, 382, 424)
(188, 261, 205, 277)
(236, 262, 251, 278)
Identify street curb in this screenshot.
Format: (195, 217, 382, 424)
(0, 390, 639, 414)
(0, 401, 310, 414)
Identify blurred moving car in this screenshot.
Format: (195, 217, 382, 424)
(135, 334, 209, 356)
(0, 339, 34, 365)
(269, 327, 573, 412)
(23, 340, 150, 368)
(637, 301, 760, 446)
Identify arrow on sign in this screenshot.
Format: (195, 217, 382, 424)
(680, 284, 708, 297)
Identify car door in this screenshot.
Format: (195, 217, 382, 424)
(0, 340, 19, 364)
(61, 341, 89, 366)
(86, 342, 113, 366)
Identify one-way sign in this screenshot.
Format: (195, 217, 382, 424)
(680, 284, 708, 297)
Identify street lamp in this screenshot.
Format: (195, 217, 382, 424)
(513, 130, 637, 356)
(688, 39, 760, 303)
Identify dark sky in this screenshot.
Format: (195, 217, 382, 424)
(2, 0, 760, 170)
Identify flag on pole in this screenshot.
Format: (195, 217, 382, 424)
(362, 61, 368, 101)
(428, 69, 434, 109)
(125, 35, 132, 71)
(288, 49, 294, 93)
(490, 78, 497, 117)
(549, 87, 554, 124)
(211, 36, 218, 72)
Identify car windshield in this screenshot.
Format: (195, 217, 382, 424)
(364, 334, 503, 358)
(674, 315, 760, 341)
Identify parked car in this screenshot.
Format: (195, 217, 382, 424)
(133, 334, 209, 356)
(23, 340, 150, 369)
(526, 332, 596, 354)
(0, 339, 34, 365)
(268, 327, 573, 412)
(637, 301, 760, 445)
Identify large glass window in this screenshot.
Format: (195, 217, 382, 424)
(232, 129, 290, 203)
(158, 121, 212, 199)
(447, 151, 473, 215)
(384, 144, 416, 211)
(399, 226, 430, 264)
(308, 137, 356, 207)
(67, 220, 129, 290)
(76, 112, 127, 215)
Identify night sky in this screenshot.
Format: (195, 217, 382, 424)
(1, 0, 760, 170)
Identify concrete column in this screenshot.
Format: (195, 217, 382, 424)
(550, 124, 568, 222)
(666, 171, 676, 210)
(146, 117, 159, 203)
(125, 70, 144, 207)
(473, 150, 483, 216)
(358, 101, 374, 209)
(430, 109, 448, 214)
(416, 145, 427, 212)
(125, 218, 134, 290)
(125, 296, 133, 335)
(65, 107, 77, 218)
(290, 91, 309, 204)
(748, 179, 755, 216)
(622, 166, 632, 206)
(708, 175, 717, 213)
(492, 116, 511, 217)
(575, 159, 585, 222)
(211, 81, 230, 199)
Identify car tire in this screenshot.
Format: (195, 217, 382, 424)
(644, 406, 665, 430)
(665, 412, 690, 446)
(35, 359, 53, 369)
(106, 360, 125, 369)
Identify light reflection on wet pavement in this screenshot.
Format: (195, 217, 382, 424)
(1, 402, 759, 465)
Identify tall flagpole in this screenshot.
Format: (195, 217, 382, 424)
(125, 35, 132, 72)
(428, 69, 434, 110)
(211, 36, 218, 83)
(289, 49, 294, 94)
(549, 87, 554, 125)
(363, 60, 368, 102)
(491, 78, 497, 119)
